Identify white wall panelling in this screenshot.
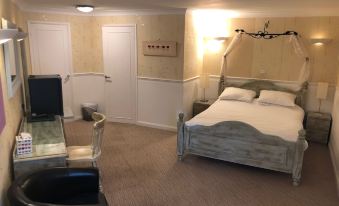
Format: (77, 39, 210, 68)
(69, 74, 200, 130)
(183, 76, 200, 121)
(137, 77, 183, 131)
(71, 73, 105, 119)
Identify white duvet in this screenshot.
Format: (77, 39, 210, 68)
(186, 99, 305, 142)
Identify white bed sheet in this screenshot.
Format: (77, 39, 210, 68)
(186, 99, 305, 142)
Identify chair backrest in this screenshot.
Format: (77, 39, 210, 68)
(91, 112, 106, 159)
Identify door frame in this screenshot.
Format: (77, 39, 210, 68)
(102, 24, 138, 123)
(27, 21, 74, 116)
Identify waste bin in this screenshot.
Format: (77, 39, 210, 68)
(81, 103, 98, 121)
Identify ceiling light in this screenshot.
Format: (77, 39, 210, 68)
(76, 5, 94, 13)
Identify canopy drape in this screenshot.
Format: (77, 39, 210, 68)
(219, 32, 310, 85)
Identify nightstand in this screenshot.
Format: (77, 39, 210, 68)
(305, 112, 332, 144)
(193, 99, 216, 117)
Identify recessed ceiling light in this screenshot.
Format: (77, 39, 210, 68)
(76, 5, 94, 13)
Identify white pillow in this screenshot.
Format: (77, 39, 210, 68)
(258, 90, 296, 107)
(219, 87, 256, 102)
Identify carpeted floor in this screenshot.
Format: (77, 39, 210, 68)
(64, 120, 339, 206)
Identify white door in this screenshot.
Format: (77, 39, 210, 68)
(28, 22, 73, 118)
(102, 25, 137, 123)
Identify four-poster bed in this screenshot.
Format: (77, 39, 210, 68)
(177, 27, 310, 186)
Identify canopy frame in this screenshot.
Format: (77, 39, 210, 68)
(218, 28, 310, 95)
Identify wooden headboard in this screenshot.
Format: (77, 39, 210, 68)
(218, 75, 308, 109)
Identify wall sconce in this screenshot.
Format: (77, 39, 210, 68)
(204, 36, 228, 52)
(309, 38, 332, 46)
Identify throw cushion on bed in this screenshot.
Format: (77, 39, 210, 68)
(258, 90, 296, 107)
(219, 87, 256, 102)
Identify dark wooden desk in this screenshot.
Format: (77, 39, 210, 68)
(13, 116, 67, 178)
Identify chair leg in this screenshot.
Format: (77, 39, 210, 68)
(93, 160, 103, 192)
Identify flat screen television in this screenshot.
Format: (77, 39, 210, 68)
(28, 75, 63, 121)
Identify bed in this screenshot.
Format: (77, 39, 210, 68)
(177, 77, 308, 186)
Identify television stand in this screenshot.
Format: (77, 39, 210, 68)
(27, 114, 55, 122)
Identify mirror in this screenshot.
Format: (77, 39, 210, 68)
(1, 18, 24, 98)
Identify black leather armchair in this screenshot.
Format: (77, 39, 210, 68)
(8, 168, 108, 206)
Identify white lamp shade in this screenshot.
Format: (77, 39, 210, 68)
(16, 31, 28, 40)
(200, 73, 210, 89)
(0, 28, 18, 44)
(316, 82, 328, 100)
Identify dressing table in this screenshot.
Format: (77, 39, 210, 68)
(12, 116, 67, 178)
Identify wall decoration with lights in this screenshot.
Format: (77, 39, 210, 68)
(142, 40, 177, 57)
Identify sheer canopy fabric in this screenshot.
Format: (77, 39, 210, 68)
(220, 32, 243, 77)
(220, 32, 310, 84)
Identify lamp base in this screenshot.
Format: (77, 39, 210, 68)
(199, 99, 208, 103)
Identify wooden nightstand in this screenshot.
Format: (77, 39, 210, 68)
(193, 99, 216, 117)
(305, 112, 332, 144)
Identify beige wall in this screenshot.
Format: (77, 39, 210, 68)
(183, 12, 203, 79)
(22, 12, 185, 80)
(193, 16, 339, 84)
(0, 0, 23, 204)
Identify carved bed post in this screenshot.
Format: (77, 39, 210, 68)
(292, 129, 307, 186)
(218, 74, 225, 95)
(177, 113, 185, 161)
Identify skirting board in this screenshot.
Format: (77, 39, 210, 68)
(136, 121, 176, 132)
(329, 142, 339, 197)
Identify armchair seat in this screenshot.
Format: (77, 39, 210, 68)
(66, 112, 105, 167)
(7, 168, 108, 206)
(67, 146, 95, 161)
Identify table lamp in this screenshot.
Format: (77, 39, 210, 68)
(316, 82, 328, 112)
(200, 73, 210, 102)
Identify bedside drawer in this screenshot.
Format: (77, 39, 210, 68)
(306, 129, 329, 144)
(193, 99, 216, 117)
(306, 112, 332, 144)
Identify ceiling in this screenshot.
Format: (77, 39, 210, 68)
(13, 0, 339, 16)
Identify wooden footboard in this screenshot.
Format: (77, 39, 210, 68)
(177, 113, 307, 186)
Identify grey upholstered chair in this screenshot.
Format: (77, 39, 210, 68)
(66, 112, 106, 167)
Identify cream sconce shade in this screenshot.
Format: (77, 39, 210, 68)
(316, 82, 328, 100)
(204, 36, 228, 52)
(309, 38, 332, 46)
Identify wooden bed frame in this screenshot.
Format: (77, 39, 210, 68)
(177, 75, 309, 186)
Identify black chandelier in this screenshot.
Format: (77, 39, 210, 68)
(235, 21, 298, 39)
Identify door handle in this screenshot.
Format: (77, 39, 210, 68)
(104, 75, 112, 82)
(64, 74, 71, 83)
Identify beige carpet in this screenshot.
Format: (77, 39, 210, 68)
(64, 120, 339, 206)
